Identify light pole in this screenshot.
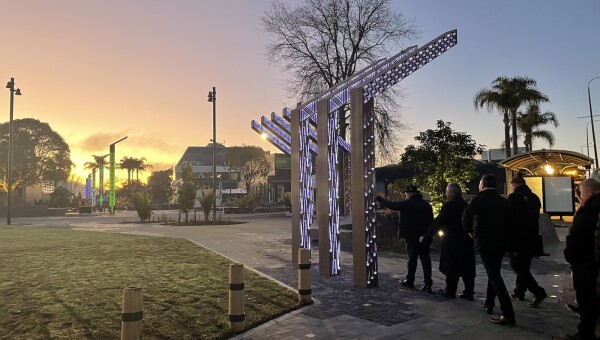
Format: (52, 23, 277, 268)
(208, 87, 216, 222)
(98, 153, 109, 211)
(588, 76, 600, 169)
(109, 137, 127, 214)
(5, 78, 21, 225)
(228, 163, 232, 203)
(586, 120, 600, 157)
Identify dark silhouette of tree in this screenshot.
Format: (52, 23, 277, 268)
(517, 104, 558, 152)
(261, 0, 418, 160)
(474, 76, 549, 157)
(178, 166, 197, 222)
(0, 118, 72, 196)
(133, 157, 151, 181)
(118, 157, 138, 185)
(226, 146, 271, 194)
(84, 154, 108, 188)
(147, 169, 173, 205)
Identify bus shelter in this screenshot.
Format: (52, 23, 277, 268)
(499, 149, 593, 216)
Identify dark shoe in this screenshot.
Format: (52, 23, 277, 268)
(490, 315, 516, 326)
(566, 302, 580, 315)
(482, 302, 494, 315)
(400, 280, 414, 288)
(528, 292, 547, 307)
(458, 292, 474, 301)
(509, 291, 525, 301)
(421, 285, 432, 294)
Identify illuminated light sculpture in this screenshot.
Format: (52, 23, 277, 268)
(251, 120, 292, 155)
(250, 30, 456, 279)
(315, 29, 456, 282)
(348, 30, 457, 286)
(350, 87, 378, 287)
(109, 137, 127, 214)
(85, 176, 92, 200)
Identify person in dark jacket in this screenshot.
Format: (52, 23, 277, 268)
(376, 184, 434, 292)
(564, 178, 600, 340)
(421, 182, 475, 299)
(507, 174, 547, 307)
(462, 174, 516, 326)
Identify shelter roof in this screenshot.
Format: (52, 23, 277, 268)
(498, 149, 592, 176)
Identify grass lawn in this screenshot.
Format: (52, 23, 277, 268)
(0, 226, 299, 339)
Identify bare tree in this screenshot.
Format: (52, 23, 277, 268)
(261, 0, 418, 159)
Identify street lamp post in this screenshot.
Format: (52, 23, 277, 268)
(109, 137, 127, 214)
(5, 78, 21, 225)
(588, 76, 600, 170)
(586, 120, 600, 157)
(208, 87, 216, 222)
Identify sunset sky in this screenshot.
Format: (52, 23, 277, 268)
(1, 1, 599, 183)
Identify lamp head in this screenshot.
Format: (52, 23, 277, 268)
(15, 88, 21, 96)
(5, 77, 15, 89)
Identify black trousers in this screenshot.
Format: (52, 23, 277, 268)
(480, 250, 515, 319)
(510, 252, 546, 298)
(406, 238, 432, 286)
(571, 262, 599, 339)
(446, 274, 474, 296)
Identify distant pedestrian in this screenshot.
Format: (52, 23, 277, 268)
(421, 183, 475, 300)
(507, 174, 547, 307)
(564, 178, 600, 340)
(462, 174, 516, 326)
(376, 184, 434, 293)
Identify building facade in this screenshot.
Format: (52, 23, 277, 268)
(174, 144, 244, 204)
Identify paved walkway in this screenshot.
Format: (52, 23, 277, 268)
(9, 211, 579, 339)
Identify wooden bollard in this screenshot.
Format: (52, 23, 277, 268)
(121, 287, 143, 340)
(298, 248, 313, 304)
(228, 263, 245, 332)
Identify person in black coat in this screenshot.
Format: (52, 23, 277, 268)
(507, 174, 547, 306)
(376, 184, 434, 292)
(421, 182, 475, 299)
(462, 174, 516, 326)
(564, 178, 600, 340)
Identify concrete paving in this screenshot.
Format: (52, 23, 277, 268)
(7, 211, 580, 339)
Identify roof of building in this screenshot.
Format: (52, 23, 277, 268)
(176, 146, 228, 167)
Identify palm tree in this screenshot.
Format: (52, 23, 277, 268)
(133, 157, 151, 181)
(474, 76, 549, 157)
(118, 157, 138, 185)
(84, 155, 109, 187)
(517, 104, 559, 152)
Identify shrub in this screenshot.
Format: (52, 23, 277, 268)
(283, 192, 291, 212)
(198, 189, 216, 223)
(237, 193, 257, 213)
(132, 191, 153, 222)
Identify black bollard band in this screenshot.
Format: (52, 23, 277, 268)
(298, 264, 311, 270)
(298, 289, 312, 296)
(228, 313, 245, 322)
(229, 283, 245, 291)
(121, 311, 143, 322)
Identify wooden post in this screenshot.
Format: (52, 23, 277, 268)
(297, 248, 313, 304)
(228, 263, 245, 332)
(121, 287, 143, 340)
(316, 99, 333, 277)
(291, 108, 301, 267)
